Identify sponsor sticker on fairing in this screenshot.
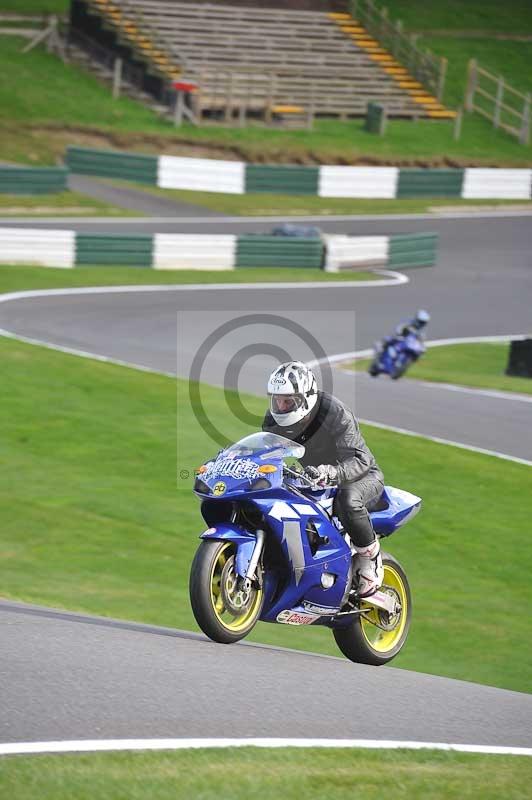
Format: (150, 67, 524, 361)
(203, 457, 260, 481)
(276, 610, 320, 625)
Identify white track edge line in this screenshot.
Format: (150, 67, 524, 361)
(1, 738, 531, 757)
(310, 335, 532, 404)
(358, 418, 532, 467)
(0, 272, 406, 298)
(0, 327, 175, 377)
(2, 209, 532, 224)
(307, 334, 531, 368)
(1, 292, 530, 466)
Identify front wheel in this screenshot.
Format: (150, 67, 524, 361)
(189, 539, 264, 644)
(391, 354, 413, 380)
(333, 552, 411, 666)
(368, 359, 380, 377)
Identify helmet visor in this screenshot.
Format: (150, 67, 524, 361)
(269, 393, 304, 416)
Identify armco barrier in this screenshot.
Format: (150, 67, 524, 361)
(462, 168, 532, 199)
(397, 169, 464, 198)
(319, 167, 399, 199)
(236, 235, 324, 268)
(245, 165, 320, 195)
(75, 234, 153, 266)
(62, 146, 532, 199)
(324, 236, 389, 271)
(0, 229, 438, 271)
(66, 146, 158, 184)
(388, 233, 438, 268)
(0, 227, 75, 268)
(158, 156, 245, 194)
(0, 167, 68, 194)
(153, 235, 237, 270)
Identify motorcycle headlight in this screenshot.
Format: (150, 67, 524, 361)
(194, 478, 210, 495)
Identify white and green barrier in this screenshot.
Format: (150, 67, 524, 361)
(66, 146, 532, 199)
(0, 229, 438, 271)
(0, 167, 69, 194)
(0, 228, 77, 268)
(324, 233, 437, 271)
(158, 157, 246, 194)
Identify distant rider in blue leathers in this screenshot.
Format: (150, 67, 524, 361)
(262, 360, 384, 597)
(378, 308, 430, 354)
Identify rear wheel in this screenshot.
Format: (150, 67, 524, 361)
(189, 540, 264, 644)
(333, 552, 411, 666)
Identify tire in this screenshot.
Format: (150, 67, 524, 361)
(333, 552, 411, 666)
(391, 354, 412, 380)
(189, 539, 264, 644)
(368, 360, 379, 377)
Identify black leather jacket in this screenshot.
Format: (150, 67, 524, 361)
(262, 391, 383, 484)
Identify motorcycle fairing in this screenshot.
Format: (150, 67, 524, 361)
(370, 487, 422, 536)
(250, 488, 352, 623)
(200, 524, 257, 578)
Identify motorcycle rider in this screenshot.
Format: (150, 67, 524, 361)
(379, 309, 430, 352)
(263, 361, 384, 597)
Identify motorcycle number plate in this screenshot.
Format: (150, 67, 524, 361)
(276, 610, 319, 625)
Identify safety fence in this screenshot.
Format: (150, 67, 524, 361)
(65, 147, 532, 199)
(351, 0, 446, 101)
(465, 59, 530, 146)
(0, 167, 69, 194)
(0, 228, 437, 271)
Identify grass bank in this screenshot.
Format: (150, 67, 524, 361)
(0, 334, 531, 692)
(347, 343, 532, 396)
(2, 35, 532, 168)
(381, 1, 532, 116)
(1, 748, 531, 800)
(0, 191, 139, 216)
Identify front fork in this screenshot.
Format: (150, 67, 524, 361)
(236, 528, 265, 593)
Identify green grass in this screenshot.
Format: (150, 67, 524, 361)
(0, 191, 139, 216)
(0, 265, 378, 292)
(2, 35, 532, 168)
(0, 38, 168, 133)
(349, 343, 532, 395)
(377, 2, 532, 118)
(0, 1, 68, 12)
(377, 0, 532, 34)
(422, 37, 532, 109)
(0, 332, 531, 692)
(1, 748, 531, 800)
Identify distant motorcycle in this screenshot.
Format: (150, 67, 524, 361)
(368, 331, 426, 380)
(190, 431, 420, 666)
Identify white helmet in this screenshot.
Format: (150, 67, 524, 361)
(415, 309, 430, 326)
(267, 361, 318, 428)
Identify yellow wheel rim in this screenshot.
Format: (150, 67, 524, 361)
(209, 542, 263, 633)
(360, 564, 408, 654)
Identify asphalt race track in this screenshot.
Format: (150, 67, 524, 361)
(1, 215, 531, 460)
(2, 599, 532, 747)
(1, 211, 531, 748)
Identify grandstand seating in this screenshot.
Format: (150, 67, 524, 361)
(76, 0, 454, 121)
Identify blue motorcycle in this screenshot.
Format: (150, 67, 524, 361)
(369, 331, 426, 380)
(190, 432, 420, 666)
